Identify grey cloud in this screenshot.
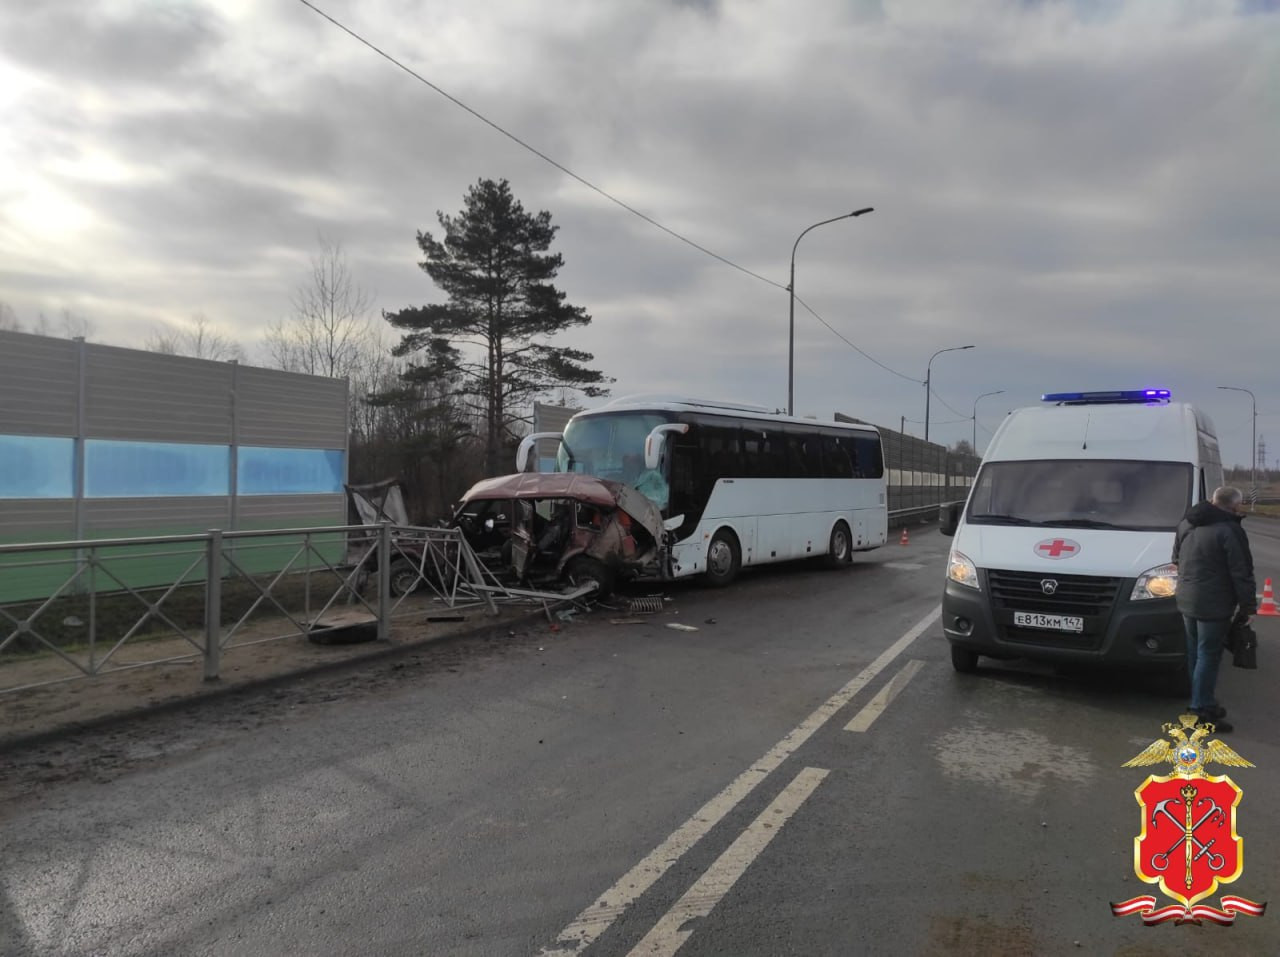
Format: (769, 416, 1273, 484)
(0, 0, 224, 87)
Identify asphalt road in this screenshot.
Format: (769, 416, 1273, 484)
(2, 523, 1279, 957)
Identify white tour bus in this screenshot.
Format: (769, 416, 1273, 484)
(518, 395, 888, 585)
(939, 388, 1223, 674)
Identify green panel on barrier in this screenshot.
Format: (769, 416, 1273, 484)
(0, 517, 348, 605)
(0, 544, 82, 605)
(221, 519, 347, 579)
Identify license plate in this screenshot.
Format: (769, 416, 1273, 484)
(1014, 611, 1084, 633)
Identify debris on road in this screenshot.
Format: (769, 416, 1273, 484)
(666, 623, 699, 633)
(628, 596, 665, 615)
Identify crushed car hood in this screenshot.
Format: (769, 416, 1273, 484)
(459, 472, 666, 544)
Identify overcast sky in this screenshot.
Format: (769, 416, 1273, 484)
(2, 0, 1278, 465)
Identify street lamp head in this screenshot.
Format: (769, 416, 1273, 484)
(850, 207, 874, 217)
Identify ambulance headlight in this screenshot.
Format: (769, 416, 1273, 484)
(947, 550, 980, 590)
(1132, 563, 1178, 600)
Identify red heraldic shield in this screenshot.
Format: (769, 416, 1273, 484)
(1134, 774, 1243, 906)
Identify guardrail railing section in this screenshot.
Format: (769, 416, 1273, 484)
(0, 523, 513, 696)
(382, 524, 500, 615)
(0, 534, 213, 695)
(211, 526, 384, 676)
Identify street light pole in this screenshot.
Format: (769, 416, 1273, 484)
(787, 207, 874, 415)
(1218, 385, 1257, 509)
(972, 390, 1005, 453)
(924, 345, 974, 444)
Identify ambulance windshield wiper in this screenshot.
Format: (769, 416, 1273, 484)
(1044, 518, 1122, 529)
(969, 514, 1038, 526)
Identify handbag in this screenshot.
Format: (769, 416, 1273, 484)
(1228, 618, 1258, 670)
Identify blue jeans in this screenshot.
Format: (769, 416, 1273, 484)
(1183, 616, 1229, 713)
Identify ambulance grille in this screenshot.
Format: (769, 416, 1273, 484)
(986, 569, 1121, 617)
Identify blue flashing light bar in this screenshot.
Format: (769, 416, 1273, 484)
(1041, 389, 1172, 404)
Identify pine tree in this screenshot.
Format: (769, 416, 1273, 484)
(386, 178, 610, 475)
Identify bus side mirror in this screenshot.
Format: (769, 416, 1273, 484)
(644, 424, 690, 471)
(516, 432, 563, 473)
(939, 502, 962, 537)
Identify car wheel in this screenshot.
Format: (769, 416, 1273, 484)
(950, 644, 980, 673)
(566, 556, 614, 598)
(824, 521, 853, 569)
(388, 559, 421, 597)
(704, 529, 741, 588)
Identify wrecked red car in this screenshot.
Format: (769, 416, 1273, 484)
(452, 472, 668, 596)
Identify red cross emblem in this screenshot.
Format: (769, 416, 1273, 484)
(1035, 538, 1080, 560)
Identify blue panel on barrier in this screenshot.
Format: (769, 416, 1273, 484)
(0, 435, 75, 499)
(238, 447, 345, 495)
(84, 440, 230, 497)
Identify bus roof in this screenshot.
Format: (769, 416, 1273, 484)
(573, 395, 881, 434)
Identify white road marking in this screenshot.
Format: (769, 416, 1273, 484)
(625, 766, 830, 957)
(538, 605, 941, 956)
(883, 561, 925, 570)
(843, 659, 925, 732)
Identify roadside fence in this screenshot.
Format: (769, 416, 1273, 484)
(0, 523, 507, 697)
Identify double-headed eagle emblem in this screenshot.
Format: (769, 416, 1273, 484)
(1122, 713, 1253, 777)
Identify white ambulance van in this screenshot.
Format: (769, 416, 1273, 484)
(939, 389, 1223, 674)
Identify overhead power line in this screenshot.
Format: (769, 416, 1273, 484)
(295, 0, 778, 289)
(296, 0, 919, 388)
(792, 295, 918, 383)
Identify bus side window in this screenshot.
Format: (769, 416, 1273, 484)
(783, 434, 808, 477)
(824, 435, 853, 478)
(702, 426, 741, 482)
(799, 436, 822, 477)
(854, 436, 884, 479)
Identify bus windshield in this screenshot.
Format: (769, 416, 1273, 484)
(557, 412, 673, 509)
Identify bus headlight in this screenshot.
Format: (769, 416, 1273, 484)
(947, 550, 980, 590)
(1132, 563, 1178, 600)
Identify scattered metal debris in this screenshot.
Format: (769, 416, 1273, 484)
(666, 623, 698, 633)
(628, 597, 665, 615)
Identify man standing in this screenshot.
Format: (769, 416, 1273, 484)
(1171, 486, 1256, 733)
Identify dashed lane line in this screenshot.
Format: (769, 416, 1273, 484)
(624, 767, 830, 957)
(843, 659, 925, 732)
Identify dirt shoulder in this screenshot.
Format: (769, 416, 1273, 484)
(0, 597, 545, 751)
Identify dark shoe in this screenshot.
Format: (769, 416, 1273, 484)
(1188, 704, 1227, 719)
(1194, 711, 1233, 733)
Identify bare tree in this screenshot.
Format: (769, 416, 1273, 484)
(264, 236, 377, 379)
(57, 308, 94, 340)
(145, 313, 244, 361)
(0, 302, 19, 331)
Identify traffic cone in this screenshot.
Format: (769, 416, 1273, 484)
(1258, 579, 1279, 617)
(900, 528, 909, 546)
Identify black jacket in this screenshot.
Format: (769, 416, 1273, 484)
(1171, 502, 1256, 620)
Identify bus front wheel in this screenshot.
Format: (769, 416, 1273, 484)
(824, 521, 853, 569)
(704, 529, 741, 588)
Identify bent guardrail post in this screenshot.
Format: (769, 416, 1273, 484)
(204, 529, 222, 682)
(377, 521, 391, 642)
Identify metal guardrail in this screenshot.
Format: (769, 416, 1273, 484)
(888, 501, 963, 525)
(0, 523, 510, 696)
